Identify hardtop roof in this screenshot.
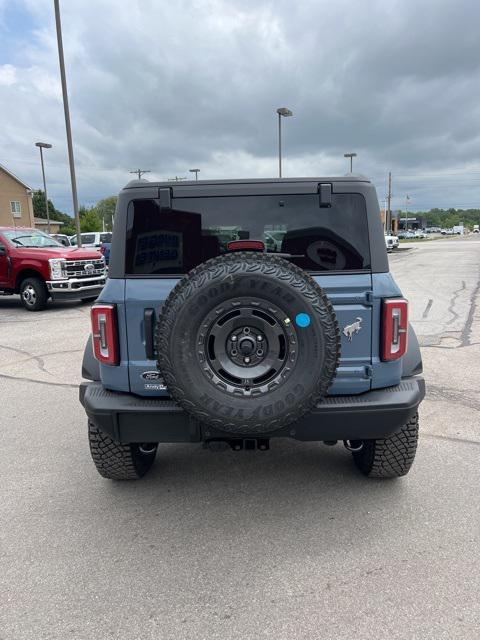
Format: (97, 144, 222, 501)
(121, 175, 372, 191)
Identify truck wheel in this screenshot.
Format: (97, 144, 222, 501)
(20, 277, 48, 311)
(88, 421, 157, 480)
(156, 252, 340, 435)
(352, 414, 419, 478)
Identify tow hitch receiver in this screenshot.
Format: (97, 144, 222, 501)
(205, 438, 270, 452)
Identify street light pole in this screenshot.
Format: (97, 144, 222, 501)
(276, 107, 293, 178)
(35, 142, 52, 234)
(344, 152, 357, 173)
(278, 112, 282, 178)
(53, 0, 82, 247)
(189, 169, 200, 181)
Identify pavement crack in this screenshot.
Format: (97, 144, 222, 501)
(446, 281, 466, 325)
(422, 298, 433, 319)
(422, 433, 480, 447)
(460, 268, 480, 347)
(0, 344, 50, 375)
(0, 372, 77, 389)
(426, 383, 480, 412)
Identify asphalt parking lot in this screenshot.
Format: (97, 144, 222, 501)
(1, 237, 479, 639)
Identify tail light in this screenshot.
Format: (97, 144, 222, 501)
(381, 299, 408, 361)
(91, 304, 119, 365)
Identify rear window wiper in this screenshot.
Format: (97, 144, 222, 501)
(270, 252, 305, 259)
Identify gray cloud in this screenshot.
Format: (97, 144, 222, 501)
(1, 0, 480, 213)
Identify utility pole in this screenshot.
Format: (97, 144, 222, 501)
(54, 0, 82, 246)
(35, 142, 53, 234)
(189, 169, 200, 181)
(130, 169, 151, 180)
(387, 171, 392, 232)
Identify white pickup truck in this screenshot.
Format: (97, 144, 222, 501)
(385, 232, 399, 252)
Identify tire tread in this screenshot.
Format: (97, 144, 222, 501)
(353, 414, 419, 478)
(88, 421, 156, 480)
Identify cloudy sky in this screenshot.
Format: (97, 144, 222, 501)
(1, 0, 480, 214)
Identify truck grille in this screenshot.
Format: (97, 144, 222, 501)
(65, 258, 106, 279)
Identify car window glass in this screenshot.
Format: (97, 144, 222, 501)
(125, 193, 371, 275)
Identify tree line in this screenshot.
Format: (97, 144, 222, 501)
(418, 208, 480, 230)
(32, 190, 117, 236)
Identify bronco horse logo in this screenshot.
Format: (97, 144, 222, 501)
(343, 317, 363, 342)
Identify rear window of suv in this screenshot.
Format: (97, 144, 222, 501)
(125, 192, 371, 275)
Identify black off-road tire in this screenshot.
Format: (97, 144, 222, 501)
(156, 252, 340, 435)
(352, 413, 419, 478)
(88, 421, 157, 480)
(20, 277, 48, 311)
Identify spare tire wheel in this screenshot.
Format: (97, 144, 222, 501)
(156, 252, 340, 434)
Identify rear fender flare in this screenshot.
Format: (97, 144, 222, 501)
(82, 335, 100, 381)
(402, 323, 423, 377)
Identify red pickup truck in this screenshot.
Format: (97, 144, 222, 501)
(0, 227, 107, 311)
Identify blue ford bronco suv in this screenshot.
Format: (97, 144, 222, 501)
(80, 177, 425, 480)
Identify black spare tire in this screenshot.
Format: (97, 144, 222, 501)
(156, 253, 340, 434)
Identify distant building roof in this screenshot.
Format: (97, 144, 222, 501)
(34, 217, 64, 226)
(0, 163, 32, 191)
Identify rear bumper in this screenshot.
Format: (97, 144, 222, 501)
(79, 377, 426, 444)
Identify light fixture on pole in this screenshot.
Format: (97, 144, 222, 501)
(35, 142, 53, 234)
(344, 152, 357, 173)
(189, 169, 200, 181)
(276, 107, 293, 178)
(54, 0, 82, 247)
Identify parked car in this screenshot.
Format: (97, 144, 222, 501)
(70, 232, 112, 248)
(49, 233, 71, 247)
(99, 241, 111, 266)
(0, 227, 106, 311)
(80, 176, 425, 481)
(413, 230, 427, 239)
(397, 230, 416, 239)
(473, 225, 479, 233)
(384, 232, 399, 251)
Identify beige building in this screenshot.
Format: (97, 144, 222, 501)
(33, 217, 64, 234)
(0, 163, 35, 228)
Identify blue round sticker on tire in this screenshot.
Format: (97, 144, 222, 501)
(295, 313, 311, 328)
